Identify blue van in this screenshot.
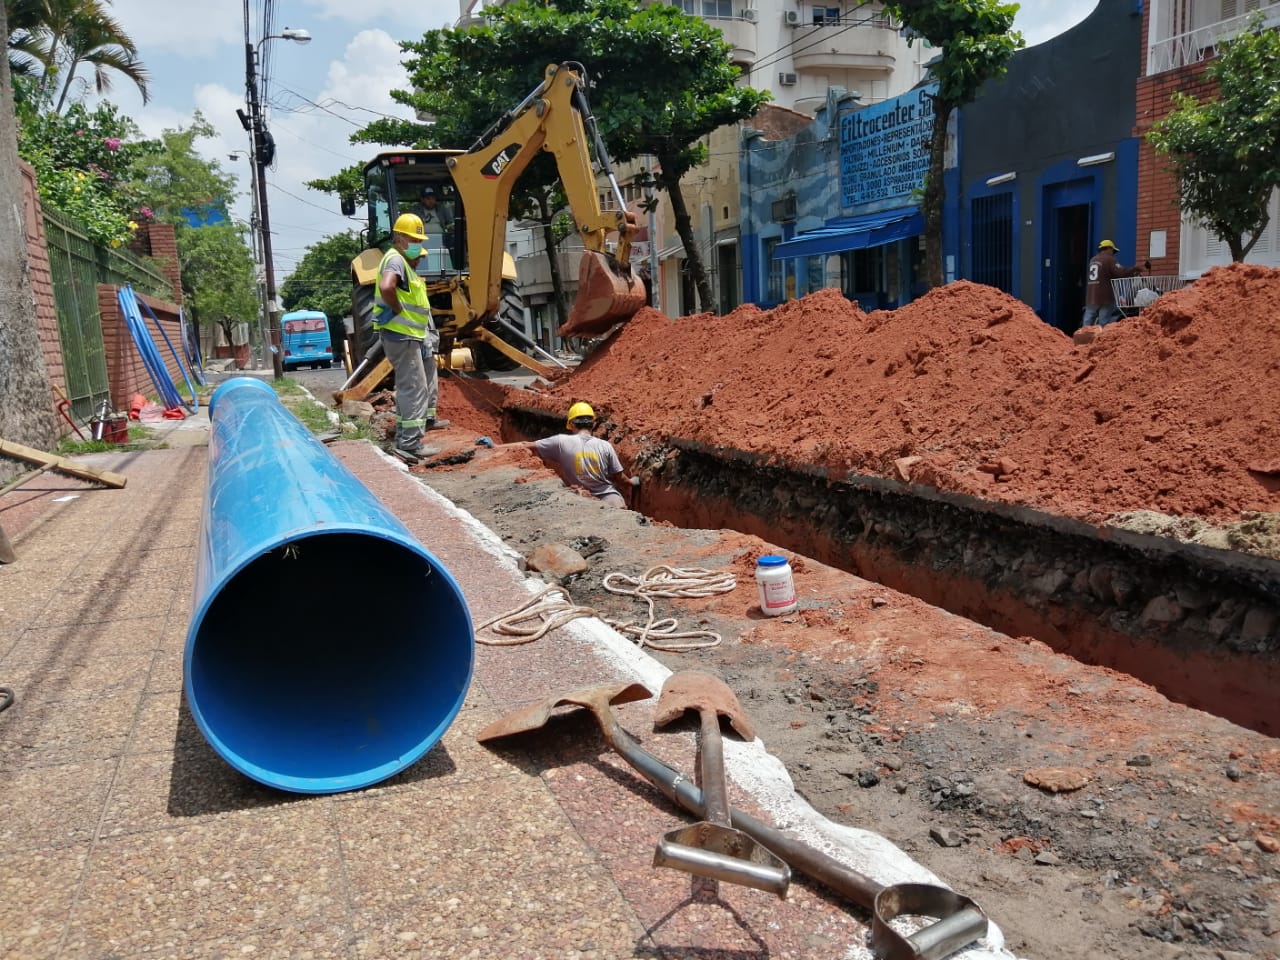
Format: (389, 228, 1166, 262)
(281, 310, 333, 370)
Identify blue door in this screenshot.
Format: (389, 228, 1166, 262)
(1041, 179, 1094, 332)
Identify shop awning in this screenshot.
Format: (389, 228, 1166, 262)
(772, 207, 923, 259)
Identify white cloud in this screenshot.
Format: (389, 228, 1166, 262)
(1014, 0, 1098, 47)
(111, 0, 244, 59)
(302, 0, 457, 34)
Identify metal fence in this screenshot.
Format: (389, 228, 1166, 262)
(44, 209, 173, 422)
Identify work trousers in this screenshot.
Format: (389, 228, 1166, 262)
(382, 334, 435, 450)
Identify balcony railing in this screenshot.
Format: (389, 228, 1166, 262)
(1147, 5, 1280, 74)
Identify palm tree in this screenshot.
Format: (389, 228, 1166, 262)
(6, 0, 50, 81)
(5, 0, 149, 111)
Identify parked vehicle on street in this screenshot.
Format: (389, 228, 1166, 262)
(281, 310, 333, 370)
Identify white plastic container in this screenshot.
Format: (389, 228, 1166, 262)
(755, 554, 798, 616)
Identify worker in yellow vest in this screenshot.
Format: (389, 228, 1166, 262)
(374, 213, 449, 464)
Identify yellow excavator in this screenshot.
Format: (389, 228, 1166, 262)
(338, 62, 646, 400)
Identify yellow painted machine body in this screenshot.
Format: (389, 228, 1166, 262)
(346, 64, 642, 382)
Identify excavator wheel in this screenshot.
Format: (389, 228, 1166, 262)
(351, 281, 380, 368)
(557, 251, 646, 338)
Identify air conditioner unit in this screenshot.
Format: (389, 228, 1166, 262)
(741, 8, 757, 21)
(784, 10, 800, 25)
(771, 195, 797, 221)
(778, 71, 798, 86)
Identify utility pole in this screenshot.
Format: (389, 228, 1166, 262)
(240, 19, 310, 380)
(243, 41, 282, 379)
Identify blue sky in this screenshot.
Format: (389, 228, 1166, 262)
(95, 0, 1099, 286)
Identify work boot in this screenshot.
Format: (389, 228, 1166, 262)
(392, 444, 440, 465)
(425, 418, 451, 431)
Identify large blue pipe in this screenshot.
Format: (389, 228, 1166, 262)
(186, 377, 473, 794)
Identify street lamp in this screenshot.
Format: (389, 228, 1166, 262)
(241, 25, 310, 379)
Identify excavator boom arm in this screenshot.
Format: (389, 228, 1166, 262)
(447, 64, 632, 323)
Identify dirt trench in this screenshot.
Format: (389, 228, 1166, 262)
(504, 405, 1280, 737)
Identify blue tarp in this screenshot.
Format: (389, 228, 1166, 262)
(772, 207, 924, 259)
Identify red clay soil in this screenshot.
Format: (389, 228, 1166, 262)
(520, 263, 1280, 524)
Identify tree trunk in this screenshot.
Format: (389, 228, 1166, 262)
(921, 98, 954, 291)
(656, 151, 713, 314)
(536, 197, 568, 329)
(0, 4, 59, 472)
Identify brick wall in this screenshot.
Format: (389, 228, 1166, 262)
(20, 161, 66, 432)
(142, 223, 183, 305)
(1135, 2, 1216, 273)
(98, 285, 187, 411)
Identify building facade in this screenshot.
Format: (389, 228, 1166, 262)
(1137, 0, 1280, 278)
(960, 0, 1142, 332)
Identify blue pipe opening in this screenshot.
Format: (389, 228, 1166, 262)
(187, 377, 473, 794)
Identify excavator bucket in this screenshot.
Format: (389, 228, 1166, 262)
(557, 251, 647, 338)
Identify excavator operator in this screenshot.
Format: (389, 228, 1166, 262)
(374, 212, 450, 464)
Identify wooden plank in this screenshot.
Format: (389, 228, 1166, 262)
(333, 357, 392, 404)
(0, 438, 128, 489)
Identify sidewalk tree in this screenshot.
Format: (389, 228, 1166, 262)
(311, 0, 768, 315)
(123, 115, 258, 338)
(1146, 17, 1280, 263)
(0, 0, 58, 454)
(280, 232, 364, 321)
(886, 0, 1022, 288)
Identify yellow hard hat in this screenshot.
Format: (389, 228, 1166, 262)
(392, 213, 426, 240)
(566, 401, 595, 427)
(1098, 239, 1118, 251)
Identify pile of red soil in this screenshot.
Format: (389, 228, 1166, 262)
(518, 263, 1280, 523)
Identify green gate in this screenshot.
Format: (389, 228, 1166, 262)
(44, 210, 172, 422)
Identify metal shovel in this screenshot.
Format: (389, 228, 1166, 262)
(477, 682, 988, 960)
(651, 671, 790, 897)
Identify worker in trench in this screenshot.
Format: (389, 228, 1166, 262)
(500, 402, 640, 508)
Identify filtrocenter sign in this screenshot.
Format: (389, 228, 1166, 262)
(840, 84, 937, 210)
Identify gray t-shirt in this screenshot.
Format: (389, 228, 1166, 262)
(534, 431, 624, 499)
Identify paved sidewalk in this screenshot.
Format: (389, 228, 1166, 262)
(0, 408, 1015, 959)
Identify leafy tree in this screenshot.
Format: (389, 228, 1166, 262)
(280, 232, 363, 321)
(887, 0, 1022, 288)
(15, 97, 153, 246)
(311, 0, 768, 314)
(123, 115, 258, 339)
(4, 0, 150, 111)
(1147, 17, 1280, 262)
(176, 221, 259, 349)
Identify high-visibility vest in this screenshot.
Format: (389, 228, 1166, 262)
(373, 247, 433, 339)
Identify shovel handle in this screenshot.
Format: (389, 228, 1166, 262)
(698, 709, 730, 827)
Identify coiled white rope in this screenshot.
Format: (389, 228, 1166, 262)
(474, 584, 595, 645)
(475, 565, 736, 651)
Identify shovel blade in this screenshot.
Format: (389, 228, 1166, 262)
(654, 670, 756, 741)
(477, 682, 653, 743)
(654, 822, 791, 897)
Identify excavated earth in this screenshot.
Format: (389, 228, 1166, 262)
(378, 263, 1279, 960)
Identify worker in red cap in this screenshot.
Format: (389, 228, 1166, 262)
(1083, 239, 1147, 328)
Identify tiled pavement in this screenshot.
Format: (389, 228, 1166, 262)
(0, 403, 1015, 960)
